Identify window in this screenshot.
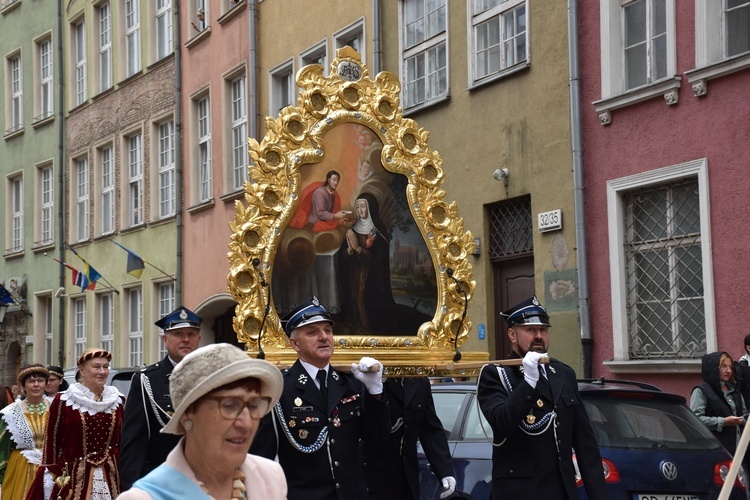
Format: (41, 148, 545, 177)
(128, 287, 143, 366)
(724, 0, 750, 57)
(128, 133, 143, 226)
(74, 20, 87, 106)
(156, 0, 172, 60)
(269, 61, 294, 116)
(470, 0, 527, 85)
(38, 38, 53, 119)
(99, 292, 114, 355)
(75, 157, 89, 242)
(157, 282, 175, 358)
(197, 96, 212, 202)
(401, 0, 447, 109)
(334, 20, 365, 57)
(99, 2, 112, 91)
(8, 175, 23, 253)
(606, 159, 716, 363)
(125, 0, 141, 77)
(158, 120, 175, 217)
(42, 295, 53, 365)
(301, 41, 328, 76)
(100, 146, 114, 234)
(8, 54, 22, 133)
(38, 164, 54, 245)
(74, 297, 87, 359)
(230, 75, 247, 191)
(598, 0, 675, 100)
(191, 0, 208, 33)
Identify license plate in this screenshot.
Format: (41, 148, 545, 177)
(637, 495, 699, 500)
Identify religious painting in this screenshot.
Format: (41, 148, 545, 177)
(228, 47, 485, 374)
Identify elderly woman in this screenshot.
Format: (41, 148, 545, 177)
(0, 364, 51, 500)
(28, 348, 124, 500)
(117, 343, 286, 500)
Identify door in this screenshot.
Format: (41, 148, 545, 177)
(493, 258, 534, 359)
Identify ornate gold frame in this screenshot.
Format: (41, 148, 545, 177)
(227, 47, 487, 375)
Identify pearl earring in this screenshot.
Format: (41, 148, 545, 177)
(183, 419, 193, 431)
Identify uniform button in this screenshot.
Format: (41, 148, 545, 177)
(335, 483, 341, 489)
(330, 439, 335, 444)
(334, 461, 340, 466)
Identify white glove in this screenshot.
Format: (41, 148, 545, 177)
(522, 351, 547, 389)
(439, 476, 456, 498)
(351, 356, 383, 395)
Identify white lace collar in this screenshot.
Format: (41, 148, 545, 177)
(60, 383, 122, 415)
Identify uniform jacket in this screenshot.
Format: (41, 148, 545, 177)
(477, 354, 607, 500)
(119, 358, 181, 491)
(363, 377, 453, 500)
(249, 359, 390, 500)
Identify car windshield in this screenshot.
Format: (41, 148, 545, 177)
(583, 397, 723, 451)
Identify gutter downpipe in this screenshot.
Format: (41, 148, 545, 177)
(372, 0, 382, 73)
(56, 0, 66, 367)
(568, 0, 592, 378)
(249, 0, 258, 141)
(174, 1, 184, 305)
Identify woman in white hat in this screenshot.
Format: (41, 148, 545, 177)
(117, 343, 286, 500)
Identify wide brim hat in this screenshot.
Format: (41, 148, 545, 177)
(500, 295, 551, 328)
(162, 343, 283, 435)
(280, 295, 334, 337)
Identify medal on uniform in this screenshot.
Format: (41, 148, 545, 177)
(536, 399, 544, 408)
(333, 416, 342, 427)
(294, 397, 303, 406)
(289, 418, 296, 428)
(299, 429, 309, 439)
(526, 412, 536, 424)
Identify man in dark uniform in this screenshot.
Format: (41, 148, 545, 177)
(363, 376, 455, 499)
(119, 306, 202, 490)
(477, 296, 607, 500)
(249, 296, 390, 500)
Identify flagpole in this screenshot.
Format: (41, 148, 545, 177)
(109, 239, 174, 281)
(63, 245, 120, 294)
(144, 261, 175, 281)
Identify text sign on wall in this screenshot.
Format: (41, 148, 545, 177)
(537, 209, 562, 233)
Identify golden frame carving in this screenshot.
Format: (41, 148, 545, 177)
(228, 47, 487, 376)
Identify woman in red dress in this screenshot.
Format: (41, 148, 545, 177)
(28, 348, 124, 500)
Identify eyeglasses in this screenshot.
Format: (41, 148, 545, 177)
(25, 377, 47, 384)
(204, 396, 272, 420)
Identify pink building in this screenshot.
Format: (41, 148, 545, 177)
(578, 1, 750, 398)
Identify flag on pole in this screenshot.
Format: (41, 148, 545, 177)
(51, 257, 96, 292)
(111, 241, 146, 278)
(0, 284, 13, 305)
(67, 246, 102, 284)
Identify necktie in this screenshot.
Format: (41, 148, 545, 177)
(537, 366, 552, 400)
(316, 369, 328, 402)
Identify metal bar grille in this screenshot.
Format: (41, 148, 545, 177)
(624, 178, 705, 358)
(489, 196, 532, 260)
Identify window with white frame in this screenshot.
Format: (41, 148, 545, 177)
(197, 96, 212, 202)
(301, 41, 328, 76)
(99, 2, 112, 92)
(75, 157, 89, 242)
(9, 175, 23, 253)
(158, 120, 175, 217)
(99, 292, 114, 355)
(470, 0, 527, 85)
(401, 0, 447, 109)
(100, 146, 114, 234)
(157, 281, 175, 359)
(607, 159, 715, 362)
(725, 0, 750, 57)
(334, 20, 365, 57)
(43, 294, 53, 365)
(128, 287, 143, 366)
(125, 0, 141, 77)
(156, 0, 172, 60)
(74, 20, 87, 106)
(8, 54, 22, 132)
(191, 0, 208, 33)
(270, 61, 294, 116)
(38, 38, 53, 119)
(128, 133, 143, 226)
(694, 0, 750, 70)
(599, 0, 675, 100)
(74, 297, 87, 359)
(230, 74, 247, 191)
(39, 164, 54, 245)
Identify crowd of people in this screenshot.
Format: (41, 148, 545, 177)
(1, 295, 748, 499)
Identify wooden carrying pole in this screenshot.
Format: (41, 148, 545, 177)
(718, 419, 750, 499)
(329, 357, 549, 374)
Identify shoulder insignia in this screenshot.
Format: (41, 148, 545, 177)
(298, 373, 309, 384)
(331, 371, 340, 382)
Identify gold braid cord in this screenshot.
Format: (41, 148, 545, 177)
(228, 47, 486, 376)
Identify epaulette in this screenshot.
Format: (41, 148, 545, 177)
(142, 363, 160, 374)
(281, 369, 291, 376)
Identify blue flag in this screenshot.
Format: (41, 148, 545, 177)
(0, 284, 13, 305)
(111, 241, 146, 278)
(67, 245, 102, 284)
